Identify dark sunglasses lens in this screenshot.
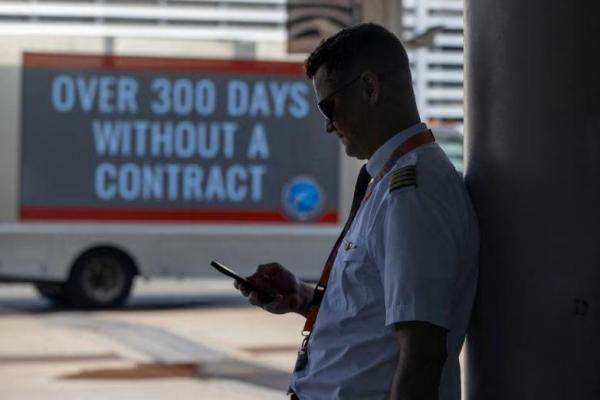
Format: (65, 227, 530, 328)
(318, 98, 334, 121)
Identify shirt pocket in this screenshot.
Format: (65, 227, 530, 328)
(341, 245, 369, 263)
(328, 244, 371, 314)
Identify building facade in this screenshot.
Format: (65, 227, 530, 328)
(0, 0, 464, 170)
(403, 0, 464, 170)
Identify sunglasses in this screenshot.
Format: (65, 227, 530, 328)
(317, 74, 362, 123)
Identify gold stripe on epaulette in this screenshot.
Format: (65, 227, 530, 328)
(391, 173, 416, 183)
(391, 166, 415, 175)
(392, 171, 417, 179)
(390, 178, 415, 186)
(390, 181, 416, 193)
(389, 166, 417, 193)
(391, 168, 416, 175)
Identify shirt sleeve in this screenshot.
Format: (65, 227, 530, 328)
(370, 182, 459, 329)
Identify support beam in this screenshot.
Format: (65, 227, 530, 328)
(464, 0, 600, 399)
(359, 0, 403, 37)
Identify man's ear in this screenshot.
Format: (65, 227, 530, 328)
(361, 71, 381, 105)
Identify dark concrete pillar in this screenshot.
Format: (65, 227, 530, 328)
(464, 1, 600, 399)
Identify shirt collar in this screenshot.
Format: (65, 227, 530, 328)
(366, 122, 428, 177)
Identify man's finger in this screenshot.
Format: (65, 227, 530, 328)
(262, 294, 284, 313)
(248, 291, 261, 306)
(257, 264, 268, 273)
(234, 280, 250, 296)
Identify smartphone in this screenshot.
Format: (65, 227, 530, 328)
(210, 260, 276, 303)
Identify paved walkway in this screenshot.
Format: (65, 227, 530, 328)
(0, 280, 304, 399)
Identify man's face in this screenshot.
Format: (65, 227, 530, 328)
(313, 67, 371, 160)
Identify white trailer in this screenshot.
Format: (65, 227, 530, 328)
(0, 33, 360, 308)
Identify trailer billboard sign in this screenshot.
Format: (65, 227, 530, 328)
(20, 53, 339, 223)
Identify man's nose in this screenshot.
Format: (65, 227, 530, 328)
(325, 120, 335, 133)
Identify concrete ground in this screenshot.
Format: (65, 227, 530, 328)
(0, 279, 305, 400)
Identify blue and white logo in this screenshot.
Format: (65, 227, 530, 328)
(282, 177, 323, 221)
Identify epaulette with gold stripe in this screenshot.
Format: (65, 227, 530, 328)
(389, 165, 417, 193)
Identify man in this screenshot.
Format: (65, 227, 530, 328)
(235, 23, 479, 400)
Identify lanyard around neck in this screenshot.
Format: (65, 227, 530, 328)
(299, 129, 435, 352)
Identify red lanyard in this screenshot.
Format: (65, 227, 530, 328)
(299, 129, 434, 352)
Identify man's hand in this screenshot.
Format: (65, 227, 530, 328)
(391, 321, 448, 400)
(234, 263, 314, 316)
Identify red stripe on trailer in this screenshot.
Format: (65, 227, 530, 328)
(20, 207, 339, 224)
(22, 53, 306, 76)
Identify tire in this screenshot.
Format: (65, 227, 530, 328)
(65, 249, 135, 309)
(34, 282, 68, 305)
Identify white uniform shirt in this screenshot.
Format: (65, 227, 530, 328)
(290, 123, 479, 400)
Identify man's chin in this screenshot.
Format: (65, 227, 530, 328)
(343, 144, 368, 160)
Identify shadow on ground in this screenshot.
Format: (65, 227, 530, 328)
(0, 292, 250, 315)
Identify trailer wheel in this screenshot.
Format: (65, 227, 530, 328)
(66, 249, 135, 309)
(34, 282, 68, 305)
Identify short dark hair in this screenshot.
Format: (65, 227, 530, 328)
(304, 23, 411, 83)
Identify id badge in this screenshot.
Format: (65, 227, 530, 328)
(293, 350, 308, 372)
